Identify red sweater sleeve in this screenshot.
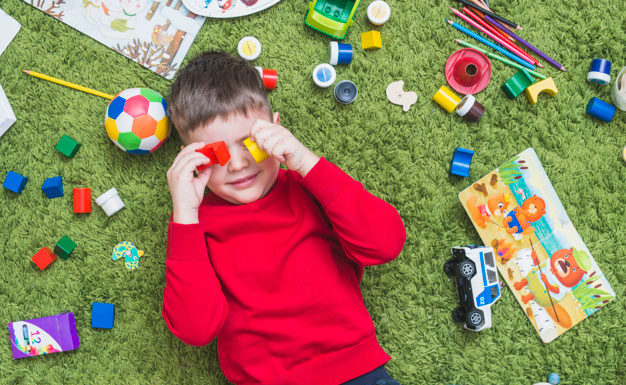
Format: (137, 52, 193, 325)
(300, 158, 406, 266)
(162, 221, 228, 346)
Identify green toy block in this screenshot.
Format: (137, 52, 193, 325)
(501, 69, 534, 99)
(54, 236, 77, 260)
(55, 135, 81, 158)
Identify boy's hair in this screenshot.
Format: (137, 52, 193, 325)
(168, 51, 271, 137)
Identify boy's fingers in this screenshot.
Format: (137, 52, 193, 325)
(253, 125, 282, 148)
(249, 119, 275, 139)
(195, 167, 212, 187)
(170, 142, 205, 171)
(170, 150, 199, 174)
(173, 152, 212, 177)
(259, 129, 287, 154)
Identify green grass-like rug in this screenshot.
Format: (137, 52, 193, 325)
(0, 0, 624, 384)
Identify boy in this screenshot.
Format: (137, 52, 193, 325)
(162, 52, 406, 385)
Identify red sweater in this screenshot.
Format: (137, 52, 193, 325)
(162, 158, 406, 385)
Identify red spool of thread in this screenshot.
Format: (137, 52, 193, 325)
(73, 188, 91, 213)
(445, 48, 491, 95)
(256, 66, 277, 90)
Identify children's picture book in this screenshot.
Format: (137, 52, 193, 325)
(8, 312, 80, 359)
(459, 148, 615, 343)
(181, 0, 281, 18)
(23, 0, 206, 80)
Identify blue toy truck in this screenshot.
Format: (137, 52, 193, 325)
(444, 245, 501, 331)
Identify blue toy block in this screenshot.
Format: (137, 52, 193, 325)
(450, 147, 475, 177)
(42, 176, 64, 199)
(91, 302, 115, 329)
(3, 171, 28, 193)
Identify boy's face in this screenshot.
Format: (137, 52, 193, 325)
(184, 109, 280, 205)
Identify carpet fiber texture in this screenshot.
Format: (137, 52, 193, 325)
(0, 0, 624, 384)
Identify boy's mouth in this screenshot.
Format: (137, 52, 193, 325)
(229, 172, 259, 189)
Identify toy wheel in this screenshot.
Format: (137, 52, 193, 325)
(452, 307, 465, 323)
(466, 309, 484, 328)
(458, 260, 476, 279)
(444, 259, 457, 276)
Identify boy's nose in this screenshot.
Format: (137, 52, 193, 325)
(227, 147, 250, 171)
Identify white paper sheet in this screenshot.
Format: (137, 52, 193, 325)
(0, 9, 21, 56)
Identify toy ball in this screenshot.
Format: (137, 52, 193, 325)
(112, 241, 144, 270)
(104, 88, 170, 155)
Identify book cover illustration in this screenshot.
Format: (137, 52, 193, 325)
(458, 148, 615, 343)
(8, 312, 80, 359)
(24, 0, 206, 79)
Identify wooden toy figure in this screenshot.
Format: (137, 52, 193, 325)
(386, 80, 417, 112)
(112, 241, 144, 270)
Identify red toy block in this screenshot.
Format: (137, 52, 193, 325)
(196, 141, 231, 171)
(73, 188, 91, 213)
(32, 247, 57, 270)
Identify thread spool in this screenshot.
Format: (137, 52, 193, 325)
(587, 58, 612, 85)
(73, 188, 91, 213)
(329, 41, 353, 65)
(610, 67, 626, 111)
(433, 85, 461, 113)
(334, 80, 358, 104)
(456, 94, 485, 122)
(312, 64, 336, 88)
(96, 188, 125, 217)
(367, 1, 391, 25)
(445, 48, 491, 95)
(586, 97, 615, 122)
(255, 66, 278, 90)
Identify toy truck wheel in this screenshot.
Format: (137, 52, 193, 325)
(466, 309, 484, 328)
(458, 260, 476, 279)
(452, 307, 465, 323)
(444, 259, 457, 276)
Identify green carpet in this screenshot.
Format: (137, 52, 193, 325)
(0, 0, 624, 384)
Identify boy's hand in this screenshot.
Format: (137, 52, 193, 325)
(167, 142, 212, 224)
(249, 119, 319, 177)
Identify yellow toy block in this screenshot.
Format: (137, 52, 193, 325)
(360, 31, 382, 50)
(525, 77, 558, 105)
(243, 138, 269, 163)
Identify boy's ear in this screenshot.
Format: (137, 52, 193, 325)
(273, 112, 280, 124)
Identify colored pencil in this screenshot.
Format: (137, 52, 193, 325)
(453, 0, 522, 30)
(469, 0, 517, 35)
(22, 70, 114, 100)
(483, 14, 566, 72)
(445, 19, 535, 70)
(450, 7, 538, 67)
(462, 6, 515, 43)
(455, 39, 547, 79)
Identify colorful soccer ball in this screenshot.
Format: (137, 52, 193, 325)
(104, 88, 170, 155)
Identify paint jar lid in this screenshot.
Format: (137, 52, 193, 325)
(237, 36, 261, 61)
(334, 80, 358, 104)
(313, 63, 336, 88)
(367, 1, 391, 25)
